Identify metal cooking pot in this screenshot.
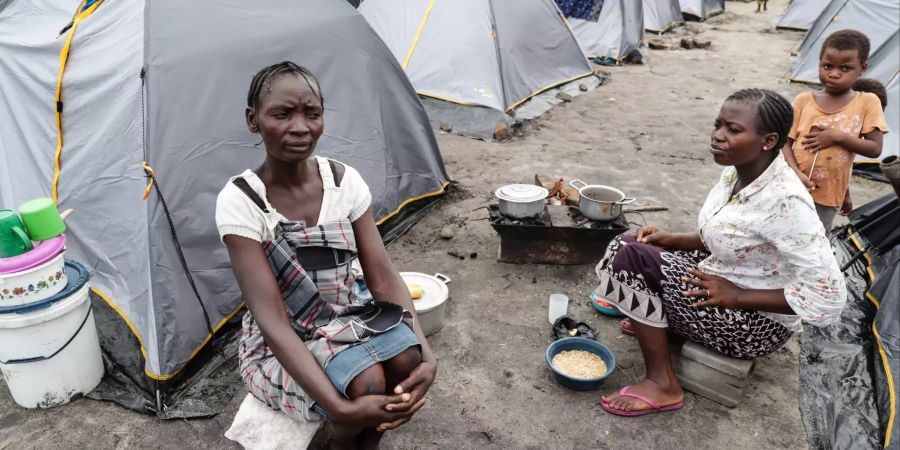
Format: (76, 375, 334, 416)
(495, 184, 548, 219)
(400, 272, 451, 337)
(569, 180, 634, 221)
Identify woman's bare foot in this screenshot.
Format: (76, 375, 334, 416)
(601, 377, 683, 412)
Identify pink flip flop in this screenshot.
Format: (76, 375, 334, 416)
(600, 386, 684, 417)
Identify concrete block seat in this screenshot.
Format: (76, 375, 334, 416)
(675, 341, 755, 408)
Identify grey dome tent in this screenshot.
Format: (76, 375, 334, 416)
(359, 0, 594, 140)
(865, 29, 899, 89)
(872, 74, 900, 168)
(790, 0, 900, 84)
(644, 0, 684, 33)
(853, 71, 899, 178)
(859, 31, 899, 167)
(776, 0, 831, 31)
(0, 0, 449, 415)
(679, 0, 725, 20)
(796, 0, 846, 57)
(566, 0, 645, 60)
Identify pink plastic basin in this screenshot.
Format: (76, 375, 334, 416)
(0, 235, 66, 275)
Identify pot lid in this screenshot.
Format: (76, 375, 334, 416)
(495, 184, 548, 203)
(400, 272, 449, 314)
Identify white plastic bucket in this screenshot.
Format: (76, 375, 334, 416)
(0, 278, 103, 408)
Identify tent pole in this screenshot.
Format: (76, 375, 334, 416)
(842, 241, 875, 273)
(155, 381, 163, 413)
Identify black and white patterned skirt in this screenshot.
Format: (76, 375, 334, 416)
(595, 235, 793, 360)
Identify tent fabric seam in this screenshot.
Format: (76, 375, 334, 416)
(401, 0, 436, 71)
(850, 232, 896, 447)
(417, 92, 489, 108)
(375, 181, 450, 226)
(872, 322, 896, 448)
(505, 70, 594, 112)
(91, 287, 148, 359)
(93, 287, 246, 380)
(52, 0, 105, 205)
(165, 301, 247, 381)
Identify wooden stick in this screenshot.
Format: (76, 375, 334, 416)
(623, 205, 669, 213)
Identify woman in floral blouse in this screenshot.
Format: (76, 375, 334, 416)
(595, 89, 847, 416)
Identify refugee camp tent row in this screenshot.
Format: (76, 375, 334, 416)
(359, 0, 595, 140)
(679, 0, 725, 20)
(564, 0, 645, 60)
(792, 0, 899, 82)
(0, 0, 450, 416)
(788, 0, 900, 166)
(795, 0, 846, 57)
(775, 0, 831, 31)
(644, 0, 684, 33)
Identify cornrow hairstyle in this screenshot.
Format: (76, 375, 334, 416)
(725, 89, 793, 153)
(853, 78, 888, 110)
(247, 61, 323, 110)
(820, 29, 871, 65)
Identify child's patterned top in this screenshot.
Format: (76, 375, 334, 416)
(789, 91, 889, 207)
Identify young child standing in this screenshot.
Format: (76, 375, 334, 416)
(839, 78, 889, 214)
(783, 30, 888, 229)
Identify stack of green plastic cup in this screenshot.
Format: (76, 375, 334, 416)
(19, 197, 66, 241)
(0, 210, 33, 258)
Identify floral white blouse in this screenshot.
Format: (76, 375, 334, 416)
(697, 154, 847, 331)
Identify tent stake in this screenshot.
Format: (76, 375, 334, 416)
(155, 387, 163, 413)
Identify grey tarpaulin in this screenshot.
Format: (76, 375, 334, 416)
(644, 0, 684, 33)
(800, 195, 899, 449)
(359, 0, 594, 139)
(566, 0, 645, 60)
(679, 0, 724, 20)
(0, 0, 449, 416)
(776, 0, 831, 31)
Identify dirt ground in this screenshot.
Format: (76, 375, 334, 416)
(1, 1, 892, 449)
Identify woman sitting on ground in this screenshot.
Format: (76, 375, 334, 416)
(217, 62, 436, 449)
(595, 89, 846, 416)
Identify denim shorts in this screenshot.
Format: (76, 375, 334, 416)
(324, 323, 420, 397)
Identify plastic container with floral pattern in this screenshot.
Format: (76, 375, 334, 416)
(0, 252, 67, 308)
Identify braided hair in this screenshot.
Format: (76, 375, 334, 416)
(725, 88, 793, 153)
(246, 61, 323, 110)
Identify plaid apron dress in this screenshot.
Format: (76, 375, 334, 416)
(232, 178, 405, 421)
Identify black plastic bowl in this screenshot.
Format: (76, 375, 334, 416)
(546, 337, 616, 391)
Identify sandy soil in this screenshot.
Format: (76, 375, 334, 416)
(1, 1, 891, 449)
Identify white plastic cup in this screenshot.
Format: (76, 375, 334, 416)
(548, 293, 569, 324)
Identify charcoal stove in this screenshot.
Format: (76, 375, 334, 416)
(488, 204, 629, 264)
